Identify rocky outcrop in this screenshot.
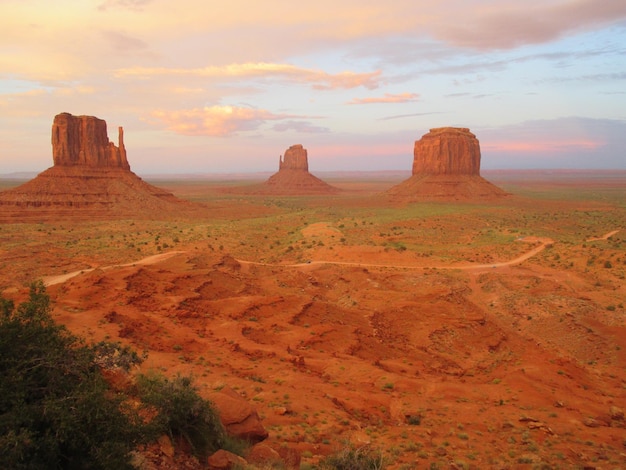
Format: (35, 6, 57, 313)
(237, 144, 339, 195)
(0, 113, 196, 221)
(412, 127, 480, 176)
(208, 386, 268, 443)
(52, 112, 130, 169)
(387, 127, 508, 201)
(279, 144, 308, 171)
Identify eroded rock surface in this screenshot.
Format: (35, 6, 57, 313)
(52, 112, 130, 169)
(279, 144, 308, 171)
(387, 127, 507, 200)
(0, 113, 195, 221)
(413, 127, 480, 176)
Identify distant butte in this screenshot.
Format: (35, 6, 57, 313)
(241, 144, 339, 195)
(387, 127, 508, 200)
(0, 113, 194, 221)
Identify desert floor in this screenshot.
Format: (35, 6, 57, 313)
(1, 171, 625, 469)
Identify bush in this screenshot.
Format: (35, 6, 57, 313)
(0, 281, 141, 469)
(319, 444, 386, 470)
(135, 372, 231, 459)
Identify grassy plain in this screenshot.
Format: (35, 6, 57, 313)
(0, 170, 625, 468)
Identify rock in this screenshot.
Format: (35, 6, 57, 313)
(279, 144, 309, 171)
(157, 434, 175, 458)
(386, 127, 508, 201)
(412, 127, 480, 176)
(246, 443, 281, 466)
(52, 112, 129, 169)
(0, 113, 195, 221)
(235, 144, 339, 195)
(277, 446, 301, 470)
(207, 449, 247, 470)
(208, 386, 268, 443)
(610, 406, 624, 421)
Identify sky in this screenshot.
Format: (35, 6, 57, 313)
(1, 0, 625, 175)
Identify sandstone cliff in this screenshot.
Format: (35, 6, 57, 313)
(413, 127, 480, 176)
(0, 113, 195, 221)
(387, 127, 507, 200)
(279, 144, 308, 171)
(52, 112, 130, 169)
(239, 144, 338, 195)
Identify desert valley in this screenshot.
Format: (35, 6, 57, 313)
(1, 114, 625, 469)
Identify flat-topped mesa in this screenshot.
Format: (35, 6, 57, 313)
(279, 144, 308, 171)
(413, 127, 480, 176)
(52, 112, 130, 169)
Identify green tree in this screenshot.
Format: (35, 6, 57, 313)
(0, 281, 141, 469)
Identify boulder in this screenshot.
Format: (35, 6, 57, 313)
(207, 449, 247, 470)
(208, 386, 268, 443)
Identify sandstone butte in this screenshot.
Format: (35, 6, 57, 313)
(0, 113, 194, 221)
(387, 127, 508, 200)
(242, 144, 339, 195)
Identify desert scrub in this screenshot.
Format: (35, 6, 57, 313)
(135, 371, 244, 459)
(319, 443, 386, 469)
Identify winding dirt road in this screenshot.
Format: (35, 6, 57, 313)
(42, 229, 619, 286)
(42, 251, 185, 287)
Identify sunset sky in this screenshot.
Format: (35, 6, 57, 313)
(1, 0, 625, 175)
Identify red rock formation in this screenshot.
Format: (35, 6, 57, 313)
(279, 144, 308, 171)
(387, 127, 507, 200)
(237, 144, 338, 195)
(0, 113, 196, 221)
(413, 127, 480, 176)
(52, 112, 130, 169)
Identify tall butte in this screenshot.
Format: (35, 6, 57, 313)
(0, 113, 193, 221)
(245, 144, 338, 195)
(386, 127, 507, 200)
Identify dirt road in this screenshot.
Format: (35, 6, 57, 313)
(43, 229, 619, 286)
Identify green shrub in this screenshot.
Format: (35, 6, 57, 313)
(0, 281, 141, 469)
(135, 372, 232, 459)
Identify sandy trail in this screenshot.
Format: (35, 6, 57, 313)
(237, 238, 552, 271)
(586, 229, 620, 242)
(42, 251, 185, 286)
(42, 229, 619, 286)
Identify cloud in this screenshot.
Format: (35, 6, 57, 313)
(347, 92, 419, 105)
(436, 0, 626, 50)
(98, 0, 154, 11)
(115, 62, 382, 90)
(102, 30, 150, 53)
(272, 120, 330, 133)
(479, 117, 626, 169)
(150, 105, 295, 136)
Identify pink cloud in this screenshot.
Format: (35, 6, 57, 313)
(347, 92, 419, 105)
(116, 62, 381, 90)
(483, 140, 604, 153)
(437, 0, 626, 50)
(150, 105, 293, 136)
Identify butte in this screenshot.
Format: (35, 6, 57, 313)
(0, 112, 194, 221)
(386, 127, 508, 201)
(241, 144, 339, 195)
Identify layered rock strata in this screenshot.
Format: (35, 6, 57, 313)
(0, 113, 193, 221)
(52, 112, 130, 169)
(387, 127, 507, 200)
(244, 144, 338, 195)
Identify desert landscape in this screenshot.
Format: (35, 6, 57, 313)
(1, 115, 625, 469)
